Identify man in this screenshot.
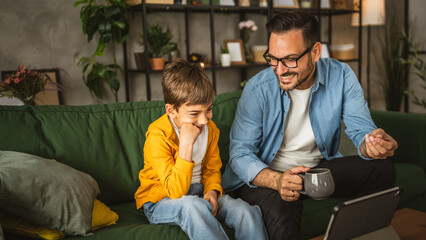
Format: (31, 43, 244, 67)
(222, 11, 398, 240)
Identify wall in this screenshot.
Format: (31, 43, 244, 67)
(0, 1, 111, 105)
(0, 0, 265, 104)
(366, 0, 426, 114)
(407, 0, 426, 114)
(0, 0, 425, 113)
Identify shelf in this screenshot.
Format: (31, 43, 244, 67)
(130, 4, 359, 15)
(212, 6, 269, 14)
(127, 63, 268, 73)
(338, 58, 360, 63)
(211, 63, 268, 70)
(124, 3, 362, 101)
(131, 4, 210, 12)
(274, 7, 359, 15)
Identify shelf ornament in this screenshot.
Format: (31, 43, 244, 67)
(238, 20, 258, 63)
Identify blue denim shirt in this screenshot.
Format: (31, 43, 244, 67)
(222, 58, 377, 192)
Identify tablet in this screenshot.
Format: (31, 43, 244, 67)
(324, 186, 402, 240)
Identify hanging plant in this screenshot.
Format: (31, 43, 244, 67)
(74, 0, 129, 102)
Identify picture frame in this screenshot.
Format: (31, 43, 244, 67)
(1, 68, 63, 105)
(273, 0, 299, 8)
(224, 39, 246, 65)
(219, 0, 235, 6)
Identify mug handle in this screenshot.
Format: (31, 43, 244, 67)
(297, 173, 306, 195)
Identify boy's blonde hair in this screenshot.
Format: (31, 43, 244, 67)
(162, 59, 215, 110)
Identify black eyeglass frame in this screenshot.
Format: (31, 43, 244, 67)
(263, 44, 315, 68)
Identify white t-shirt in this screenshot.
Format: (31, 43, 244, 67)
(169, 116, 208, 183)
(269, 86, 322, 172)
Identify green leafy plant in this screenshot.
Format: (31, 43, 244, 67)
(220, 47, 229, 54)
(139, 24, 174, 58)
(74, 0, 129, 102)
(402, 31, 426, 109)
(376, 19, 412, 111)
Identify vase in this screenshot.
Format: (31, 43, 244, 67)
(243, 44, 251, 63)
(20, 96, 35, 105)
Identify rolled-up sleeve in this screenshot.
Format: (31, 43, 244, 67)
(341, 65, 376, 160)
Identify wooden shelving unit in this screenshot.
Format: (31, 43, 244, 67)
(122, 1, 362, 101)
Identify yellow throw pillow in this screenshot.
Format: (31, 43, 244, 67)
(91, 199, 119, 230)
(0, 211, 64, 240)
(0, 199, 119, 240)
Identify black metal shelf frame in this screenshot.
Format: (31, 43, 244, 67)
(122, 1, 362, 101)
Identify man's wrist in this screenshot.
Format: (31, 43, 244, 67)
(252, 168, 281, 190)
(360, 139, 370, 158)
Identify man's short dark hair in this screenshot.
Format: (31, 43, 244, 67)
(266, 11, 320, 47)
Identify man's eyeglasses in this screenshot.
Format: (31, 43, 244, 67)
(263, 44, 315, 68)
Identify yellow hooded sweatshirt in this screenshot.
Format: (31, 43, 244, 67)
(135, 114, 223, 209)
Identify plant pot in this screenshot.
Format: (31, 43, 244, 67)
(134, 52, 146, 70)
(149, 57, 165, 70)
(220, 53, 231, 67)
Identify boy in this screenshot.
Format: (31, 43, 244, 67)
(134, 59, 268, 240)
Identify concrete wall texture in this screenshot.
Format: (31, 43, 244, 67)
(0, 0, 424, 113)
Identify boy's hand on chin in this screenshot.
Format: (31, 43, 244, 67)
(203, 190, 218, 217)
(179, 123, 202, 144)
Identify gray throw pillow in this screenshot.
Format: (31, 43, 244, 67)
(0, 151, 100, 236)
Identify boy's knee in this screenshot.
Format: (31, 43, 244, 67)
(180, 195, 212, 214)
(220, 195, 261, 217)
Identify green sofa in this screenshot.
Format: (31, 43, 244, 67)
(1, 91, 425, 240)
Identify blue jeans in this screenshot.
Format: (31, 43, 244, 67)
(143, 183, 268, 240)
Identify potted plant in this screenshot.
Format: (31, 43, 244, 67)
(376, 18, 412, 111)
(220, 47, 231, 67)
(403, 24, 426, 109)
(74, 0, 129, 102)
(0, 66, 61, 105)
(140, 24, 174, 70)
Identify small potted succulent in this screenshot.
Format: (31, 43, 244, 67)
(220, 47, 231, 67)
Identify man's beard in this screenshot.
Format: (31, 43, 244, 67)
(277, 60, 315, 91)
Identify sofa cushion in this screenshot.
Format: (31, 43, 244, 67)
(61, 202, 235, 240)
(394, 163, 426, 205)
(0, 102, 166, 205)
(0, 151, 100, 236)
